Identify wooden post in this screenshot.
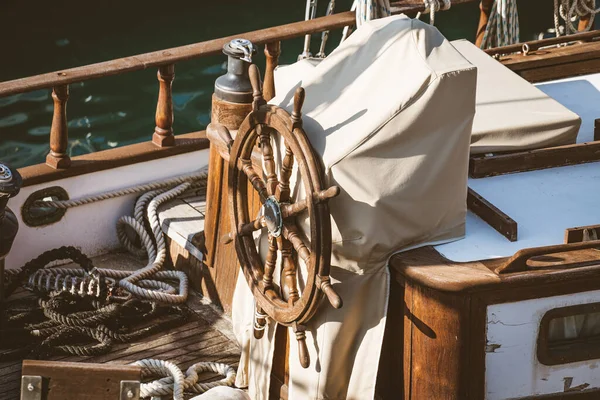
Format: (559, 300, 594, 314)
(263, 41, 281, 102)
(475, 0, 494, 48)
(46, 85, 71, 169)
(153, 64, 175, 147)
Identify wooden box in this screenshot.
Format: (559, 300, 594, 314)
(377, 244, 600, 399)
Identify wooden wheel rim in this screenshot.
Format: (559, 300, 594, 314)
(228, 104, 331, 326)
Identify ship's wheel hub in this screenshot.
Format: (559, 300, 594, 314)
(262, 196, 283, 237)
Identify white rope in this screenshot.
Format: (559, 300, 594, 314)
(36, 170, 206, 209)
(417, 0, 451, 26)
(32, 168, 208, 304)
(480, 0, 520, 49)
(339, 0, 391, 45)
(554, 0, 597, 36)
(133, 359, 236, 400)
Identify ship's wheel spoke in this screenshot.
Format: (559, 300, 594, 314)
(276, 145, 295, 202)
(283, 222, 311, 265)
(262, 236, 277, 291)
(238, 158, 268, 202)
(258, 125, 278, 196)
(239, 217, 266, 237)
(280, 237, 300, 304)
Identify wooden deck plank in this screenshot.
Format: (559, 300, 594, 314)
(0, 254, 240, 399)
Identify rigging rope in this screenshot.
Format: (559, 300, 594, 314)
(416, 0, 451, 26)
(479, 0, 520, 49)
(554, 0, 597, 36)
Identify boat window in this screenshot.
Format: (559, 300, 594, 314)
(537, 303, 600, 365)
(21, 186, 69, 227)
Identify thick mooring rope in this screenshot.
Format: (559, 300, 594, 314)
(29, 168, 208, 304)
(480, 0, 520, 49)
(1, 248, 190, 360)
(554, 0, 597, 36)
(0, 168, 213, 361)
(133, 359, 236, 400)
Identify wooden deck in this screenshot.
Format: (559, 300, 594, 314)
(0, 252, 240, 400)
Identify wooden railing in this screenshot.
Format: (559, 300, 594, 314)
(0, 0, 489, 185)
(1, 11, 360, 185)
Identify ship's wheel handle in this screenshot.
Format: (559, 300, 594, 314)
(223, 64, 342, 368)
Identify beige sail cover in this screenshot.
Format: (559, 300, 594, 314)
(452, 39, 581, 154)
(232, 15, 477, 399)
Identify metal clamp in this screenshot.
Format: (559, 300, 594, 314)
(120, 380, 140, 400)
(20, 376, 42, 400)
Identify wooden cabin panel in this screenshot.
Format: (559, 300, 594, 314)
(374, 273, 406, 399)
(404, 282, 470, 399)
(21, 360, 140, 400)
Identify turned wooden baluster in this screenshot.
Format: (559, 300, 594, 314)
(259, 125, 278, 196)
(291, 87, 305, 130)
(263, 236, 277, 290)
(293, 322, 310, 368)
(239, 158, 268, 202)
(276, 146, 294, 201)
(46, 85, 71, 169)
(254, 306, 268, 339)
(153, 64, 175, 147)
(249, 64, 266, 112)
(263, 41, 281, 102)
(280, 237, 300, 304)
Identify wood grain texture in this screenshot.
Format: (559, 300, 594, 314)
(19, 131, 208, 187)
(467, 187, 518, 241)
(0, 271, 240, 400)
(153, 64, 175, 147)
(391, 245, 600, 399)
(46, 85, 71, 169)
(487, 30, 600, 56)
(469, 141, 600, 178)
(21, 360, 140, 400)
(0, 12, 358, 98)
(263, 42, 281, 102)
(565, 224, 600, 243)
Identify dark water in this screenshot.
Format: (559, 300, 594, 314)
(0, 0, 562, 168)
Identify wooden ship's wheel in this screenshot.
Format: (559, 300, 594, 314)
(215, 65, 342, 368)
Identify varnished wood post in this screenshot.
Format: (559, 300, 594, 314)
(475, 0, 494, 48)
(46, 85, 71, 169)
(263, 41, 281, 102)
(153, 64, 175, 147)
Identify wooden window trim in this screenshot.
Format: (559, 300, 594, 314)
(19, 131, 209, 188)
(537, 302, 600, 366)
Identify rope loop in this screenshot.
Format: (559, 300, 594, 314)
(133, 359, 236, 400)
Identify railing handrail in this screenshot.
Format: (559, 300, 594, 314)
(0, 11, 356, 98)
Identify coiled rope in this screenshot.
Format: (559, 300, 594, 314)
(132, 359, 236, 400)
(554, 0, 597, 36)
(480, 0, 520, 49)
(29, 168, 208, 304)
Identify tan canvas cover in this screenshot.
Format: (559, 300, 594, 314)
(233, 15, 477, 399)
(451, 39, 581, 154)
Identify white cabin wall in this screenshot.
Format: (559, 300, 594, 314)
(5, 149, 209, 269)
(485, 290, 600, 399)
